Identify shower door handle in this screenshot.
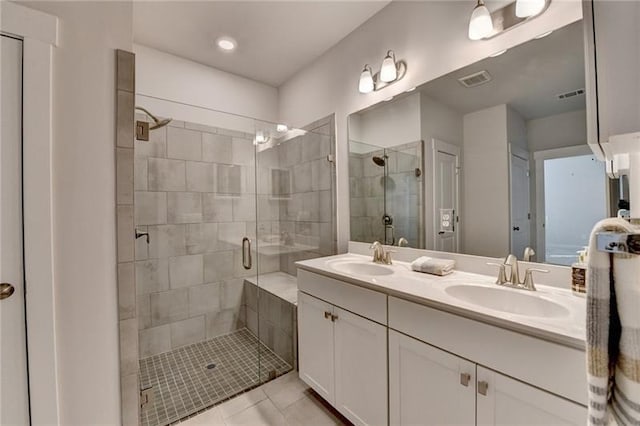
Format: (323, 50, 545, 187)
(242, 237, 252, 270)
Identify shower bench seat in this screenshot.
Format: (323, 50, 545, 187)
(242, 272, 298, 368)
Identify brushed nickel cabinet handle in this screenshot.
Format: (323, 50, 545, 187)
(0, 283, 15, 300)
(478, 380, 489, 396)
(460, 373, 471, 387)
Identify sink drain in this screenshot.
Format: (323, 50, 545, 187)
(206, 363, 216, 370)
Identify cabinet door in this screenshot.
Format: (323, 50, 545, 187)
(476, 366, 586, 425)
(389, 330, 475, 426)
(297, 291, 335, 404)
(334, 307, 387, 426)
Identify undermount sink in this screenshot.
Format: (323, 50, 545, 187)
(329, 260, 394, 276)
(445, 285, 570, 318)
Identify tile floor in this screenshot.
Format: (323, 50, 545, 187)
(179, 370, 352, 426)
(140, 329, 292, 426)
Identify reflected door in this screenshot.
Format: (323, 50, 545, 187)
(433, 140, 459, 253)
(0, 35, 30, 425)
(510, 153, 531, 259)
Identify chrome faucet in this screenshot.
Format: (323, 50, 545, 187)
(370, 241, 394, 265)
(487, 253, 548, 291)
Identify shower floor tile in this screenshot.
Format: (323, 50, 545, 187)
(139, 328, 292, 426)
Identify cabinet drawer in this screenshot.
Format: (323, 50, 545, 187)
(389, 296, 587, 406)
(297, 269, 387, 325)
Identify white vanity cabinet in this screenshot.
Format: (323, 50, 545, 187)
(389, 330, 476, 425)
(389, 330, 585, 426)
(297, 270, 388, 426)
(475, 366, 586, 425)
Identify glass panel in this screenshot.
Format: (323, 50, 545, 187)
(349, 139, 424, 247)
(133, 98, 261, 426)
(254, 117, 336, 378)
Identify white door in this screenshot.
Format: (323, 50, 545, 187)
(1, 34, 30, 425)
(297, 292, 335, 404)
(389, 330, 475, 426)
(334, 307, 387, 426)
(510, 152, 531, 259)
(476, 366, 586, 425)
(433, 140, 460, 253)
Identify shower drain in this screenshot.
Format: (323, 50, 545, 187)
(206, 363, 216, 370)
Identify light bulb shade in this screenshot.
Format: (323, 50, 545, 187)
(515, 0, 545, 17)
(468, 2, 493, 40)
(379, 52, 397, 83)
(359, 66, 374, 93)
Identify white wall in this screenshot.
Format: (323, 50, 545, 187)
(278, 0, 583, 251)
(350, 93, 421, 147)
(23, 1, 132, 424)
(134, 44, 278, 124)
(507, 106, 528, 151)
(420, 94, 464, 148)
(527, 109, 587, 152)
(463, 105, 510, 257)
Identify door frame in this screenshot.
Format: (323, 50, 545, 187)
(533, 144, 605, 263)
(508, 144, 531, 255)
(1, 3, 59, 424)
(431, 139, 461, 252)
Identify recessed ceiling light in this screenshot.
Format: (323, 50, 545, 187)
(405, 87, 416, 93)
(384, 96, 394, 102)
(489, 49, 508, 57)
(535, 30, 553, 39)
(216, 36, 237, 51)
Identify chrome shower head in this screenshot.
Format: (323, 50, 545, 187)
(135, 106, 172, 130)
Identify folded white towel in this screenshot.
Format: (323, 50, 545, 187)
(410, 256, 455, 276)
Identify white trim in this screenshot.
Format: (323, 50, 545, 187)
(533, 144, 592, 161)
(1, 1, 58, 46)
(432, 138, 461, 253)
(2, 3, 60, 424)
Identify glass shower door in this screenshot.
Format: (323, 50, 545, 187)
(253, 117, 335, 379)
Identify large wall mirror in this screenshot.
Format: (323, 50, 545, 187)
(348, 20, 624, 266)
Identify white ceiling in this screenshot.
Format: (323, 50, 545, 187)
(133, 1, 390, 87)
(420, 20, 585, 120)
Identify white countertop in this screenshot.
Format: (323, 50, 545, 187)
(296, 253, 586, 350)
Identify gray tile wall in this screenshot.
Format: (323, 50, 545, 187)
(134, 118, 281, 359)
(115, 49, 139, 426)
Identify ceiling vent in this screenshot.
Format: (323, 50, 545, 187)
(556, 88, 585, 100)
(458, 70, 492, 88)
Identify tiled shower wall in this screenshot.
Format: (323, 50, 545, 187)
(349, 141, 423, 248)
(133, 119, 280, 359)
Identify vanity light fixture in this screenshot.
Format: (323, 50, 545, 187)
(358, 52, 407, 94)
(254, 130, 270, 145)
(359, 65, 375, 94)
(468, 0, 494, 41)
(515, 0, 546, 18)
(468, 0, 551, 40)
(380, 50, 398, 83)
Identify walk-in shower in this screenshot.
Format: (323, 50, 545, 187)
(131, 99, 336, 426)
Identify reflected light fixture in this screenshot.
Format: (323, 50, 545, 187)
(515, 0, 546, 18)
(254, 130, 270, 145)
(380, 50, 398, 83)
(276, 124, 288, 133)
(216, 36, 237, 51)
(468, 0, 493, 40)
(359, 65, 375, 94)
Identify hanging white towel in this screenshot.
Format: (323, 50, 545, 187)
(587, 218, 640, 426)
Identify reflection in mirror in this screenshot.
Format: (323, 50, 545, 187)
(347, 20, 619, 265)
(349, 140, 424, 247)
